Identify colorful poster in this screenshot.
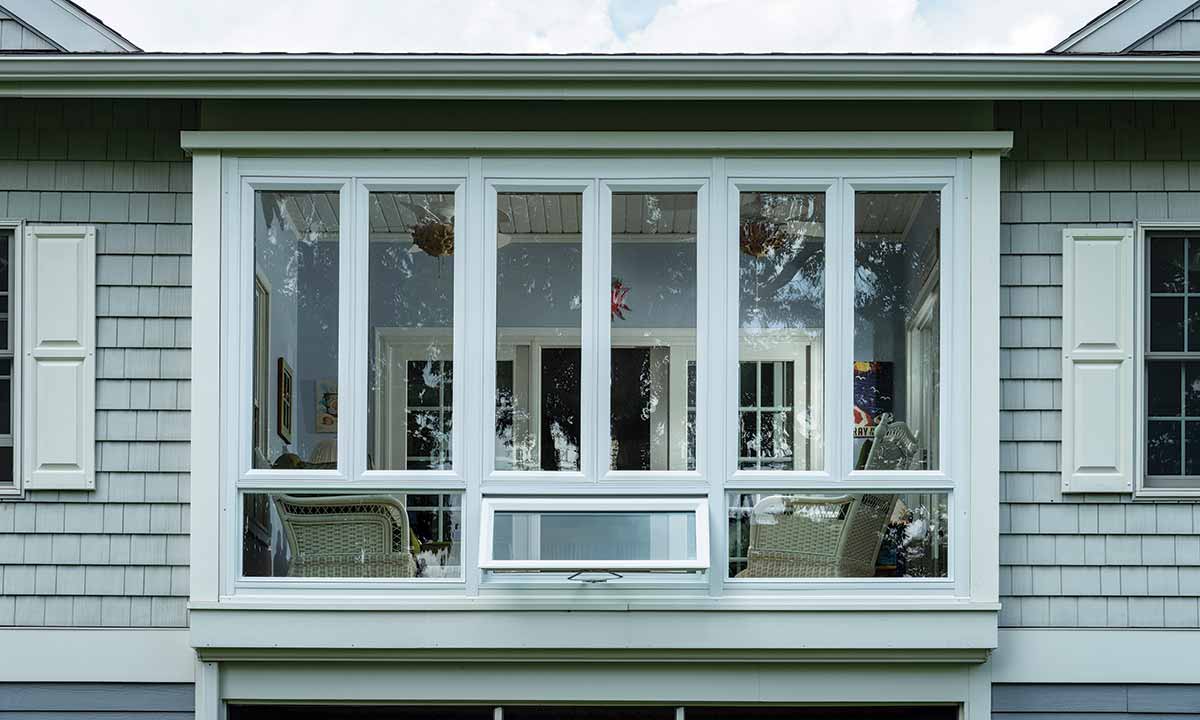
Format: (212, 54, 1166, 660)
(853, 361, 893, 438)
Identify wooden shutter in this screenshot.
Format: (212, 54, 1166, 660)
(22, 225, 95, 490)
(1061, 228, 1134, 493)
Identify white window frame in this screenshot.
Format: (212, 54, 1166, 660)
(1135, 220, 1200, 497)
(479, 496, 710, 572)
(197, 142, 1000, 607)
(0, 219, 20, 497)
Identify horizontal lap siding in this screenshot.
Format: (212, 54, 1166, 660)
(0, 99, 196, 628)
(998, 100, 1200, 627)
(994, 684, 1200, 720)
(0, 682, 194, 720)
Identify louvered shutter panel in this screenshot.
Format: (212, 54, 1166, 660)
(1061, 228, 1134, 493)
(22, 225, 95, 490)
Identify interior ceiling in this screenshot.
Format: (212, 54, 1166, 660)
(264, 190, 931, 243)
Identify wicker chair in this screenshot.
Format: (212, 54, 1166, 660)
(864, 413, 925, 470)
(735, 493, 897, 578)
(271, 494, 416, 578)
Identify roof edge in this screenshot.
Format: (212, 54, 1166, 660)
(3, 53, 1200, 100)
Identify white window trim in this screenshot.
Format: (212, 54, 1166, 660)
(0, 219, 20, 497)
(1134, 220, 1200, 497)
(192, 139, 1003, 610)
(478, 496, 710, 572)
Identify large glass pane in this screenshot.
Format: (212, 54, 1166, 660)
(1151, 237, 1186, 293)
(610, 192, 697, 471)
(242, 492, 462, 579)
(853, 191, 940, 471)
(1147, 361, 1182, 417)
(738, 192, 824, 471)
(367, 191, 456, 471)
(495, 192, 583, 471)
(1150, 297, 1185, 352)
(1148, 420, 1183, 476)
(727, 491, 949, 579)
(252, 191, 340, 470)
(491, 510, 697, 563)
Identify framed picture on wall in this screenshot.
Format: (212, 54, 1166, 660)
(276, 357, 294, 444)
(315, 378, 338, 433)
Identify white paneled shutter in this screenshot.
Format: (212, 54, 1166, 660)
(1061, 228, 1134, 493)
(22, 225, 96, 490)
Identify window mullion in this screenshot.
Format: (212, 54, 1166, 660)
(595, 181, 613, 482)
(351, 180, 369, 482)
(834, 179, 853, 480)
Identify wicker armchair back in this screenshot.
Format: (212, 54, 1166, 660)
(271, 494, 416, 578)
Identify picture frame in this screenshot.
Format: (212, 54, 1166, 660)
(315, 378, 338, 433)
(276, 357, 294, 444)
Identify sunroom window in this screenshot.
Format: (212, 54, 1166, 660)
(225, 155, 973, 593)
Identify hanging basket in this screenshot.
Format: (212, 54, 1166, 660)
(739, 219, 789, 258)
(412, 220, 454, 257)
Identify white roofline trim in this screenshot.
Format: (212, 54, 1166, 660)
(179, 130, 1015, 153)
(1051, 0, 1200, 54)
(0, 0, 138, 53)
(0, 2, 65, 51)
(0, 53, 1198, 100)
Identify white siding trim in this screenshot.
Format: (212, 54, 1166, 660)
(21, 224, 95, 491)
(1061, 227, 1135, 494)
(969, 151, 1001, 602)
(0, 629, 194, 682)
(181, 131, 1015, 153)
(191, 151, 223, 603)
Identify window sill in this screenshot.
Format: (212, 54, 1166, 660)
(197, 596, 997, 612)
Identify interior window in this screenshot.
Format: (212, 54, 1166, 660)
(738, 192, 825, 471)
(252, 191, 340, 470)
(495, 192, 584, 471)
(1144, 235, 1200, 487)
(852, 191, 940, 472)
(367, 191, 456, 472)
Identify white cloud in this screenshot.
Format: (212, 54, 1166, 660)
(80, 0, 1113, 54)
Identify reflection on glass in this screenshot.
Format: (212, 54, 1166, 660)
(738, 192, 824, 471)
(252, 191, 340, 470)
(853, 192, 940, 471)
(1145, 360, 1200, 478)
(367, 191, 455, 471)
(727, 491, 948, 578)
(495, 192, 583, 471)
(492, 510, 696, 562)
(242, 492, 462, 579)
(610, 192, 697, 471)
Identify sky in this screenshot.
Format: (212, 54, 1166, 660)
(79, 0, 1118, 54)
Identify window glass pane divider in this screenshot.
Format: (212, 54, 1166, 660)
(837, 179, 856, 477)
(236, 478, 466, 493)
(726, 476, 952, 491)
(464, 156, 486, 596)
(595, 181, 614, 481)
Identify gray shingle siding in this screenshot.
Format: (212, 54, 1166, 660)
(998, 101, 1200, 628)
(0, 99, 195, 628)
(994, 684, 1200, 720)
(0, 682, 194, 719)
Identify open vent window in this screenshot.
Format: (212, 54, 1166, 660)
(479, 497, 710, 574)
